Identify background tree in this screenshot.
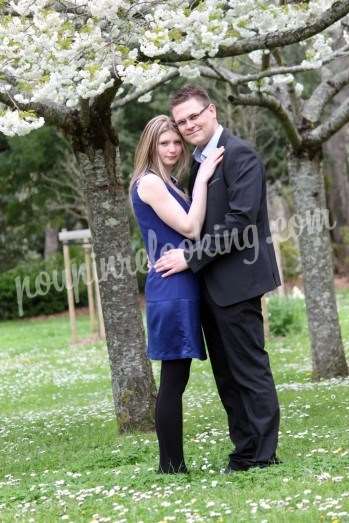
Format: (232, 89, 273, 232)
(321, 36, 349, 273)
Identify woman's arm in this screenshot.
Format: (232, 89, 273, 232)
(137, 147, 224, 240)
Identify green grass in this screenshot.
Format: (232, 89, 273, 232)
(1, 293, 349, 522)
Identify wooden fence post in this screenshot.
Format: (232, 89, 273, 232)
(62, 229, 78, 343)
(83, 240, 98, 334)
(91, 250, 105, 339)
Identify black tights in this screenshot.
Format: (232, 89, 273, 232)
(155, 358, 191, 473)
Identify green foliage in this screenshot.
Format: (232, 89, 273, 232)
(0, 246, 88, 320)
(268, 295, 306, 336)
(0, 125, 74, 271)
(279, 239, 301, 280)
(340, 225, 349, 246)
(0, 125, 67, 180)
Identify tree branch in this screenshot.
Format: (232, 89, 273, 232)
(112, 69, 179, 108)
(227, 90, 303, 150)
(199, 62, 301, 149)
(303, 62, 349, 123)
(1, 1, 89, 18)
(305, 96, 349, 145)
(92, 82, 121, 115)
(140, 1, 349, 62)
(39, 171, 80, 193)
(0, 81, 74, 130)
(206, 59, 319, 85)
(47, 202, 87, 221)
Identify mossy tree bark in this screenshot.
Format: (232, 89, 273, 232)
(73, 93, 156, 432)
(288, 151, 348, 379)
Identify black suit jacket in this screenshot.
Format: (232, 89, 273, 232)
(184, 128, 281, 306)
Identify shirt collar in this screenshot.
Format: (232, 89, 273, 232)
(193, 124, 224, 163)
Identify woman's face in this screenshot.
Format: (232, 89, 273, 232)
(157, 130, 183, 171)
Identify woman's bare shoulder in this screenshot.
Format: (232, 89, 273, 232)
(138, 173, 166, 191)
(137, 173, 169, 204)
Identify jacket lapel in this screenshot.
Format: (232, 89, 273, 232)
(188, 158, 200, 198)
(217, 127, 231, 148)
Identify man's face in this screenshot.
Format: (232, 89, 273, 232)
(171, 97, 218, 147)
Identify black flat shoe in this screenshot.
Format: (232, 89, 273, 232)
(157, 463, 189, 474)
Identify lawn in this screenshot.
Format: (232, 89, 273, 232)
(0, 293, 349, 522)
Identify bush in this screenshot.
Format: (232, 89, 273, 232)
(0, 246, 88, 320)
(279, 239, 301, 280)
(268, 296, 306, 337)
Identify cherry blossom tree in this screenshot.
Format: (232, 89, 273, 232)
(1, 0, 348, 430)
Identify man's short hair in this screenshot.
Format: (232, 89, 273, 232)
(170, 85, 211, 110)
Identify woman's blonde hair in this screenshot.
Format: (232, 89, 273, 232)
(129, 115, 189, 203)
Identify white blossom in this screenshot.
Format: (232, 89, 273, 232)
(0, 0, 343, 136)
(0, 109, 44, 136)
(248, 50, 264, 65)
(248, 77, 271, 93)
(178, 65, 201, 79)
(294, 82, 304, 98)
(137, 93, 152, 103)
(272, 74, 294, 86)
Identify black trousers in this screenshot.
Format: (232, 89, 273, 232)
(201, 283, 280, 467)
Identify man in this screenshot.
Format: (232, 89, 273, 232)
(154, 85, 281, 472)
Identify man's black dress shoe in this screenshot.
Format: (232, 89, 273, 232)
(224, 463, 250, 474)
(224, 456, 282, 474)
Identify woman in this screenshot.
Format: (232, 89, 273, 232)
(130, 115, 223, 474)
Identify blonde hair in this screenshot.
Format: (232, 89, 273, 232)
(129, 115, 189, 203)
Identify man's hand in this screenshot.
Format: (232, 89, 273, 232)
(154, 249, 188, 277)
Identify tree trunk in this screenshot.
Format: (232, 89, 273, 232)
(44, 224, 59, 259)
(320, 46, 349, 273)
(323, 125, 349, 231)
(288, 150, 348, 379)
(322, 118, 349, 274)
(323, 129, 349, 274)
(74, 104, 156, 433)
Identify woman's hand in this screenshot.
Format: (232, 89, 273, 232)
(196, 146, 224, 183)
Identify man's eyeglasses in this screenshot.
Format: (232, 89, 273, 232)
(173, 104, 211, 129)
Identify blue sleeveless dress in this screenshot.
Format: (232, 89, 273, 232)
(131, 177, 206, 361)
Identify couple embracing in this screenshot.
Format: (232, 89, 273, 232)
(129, 85, 281, 475)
